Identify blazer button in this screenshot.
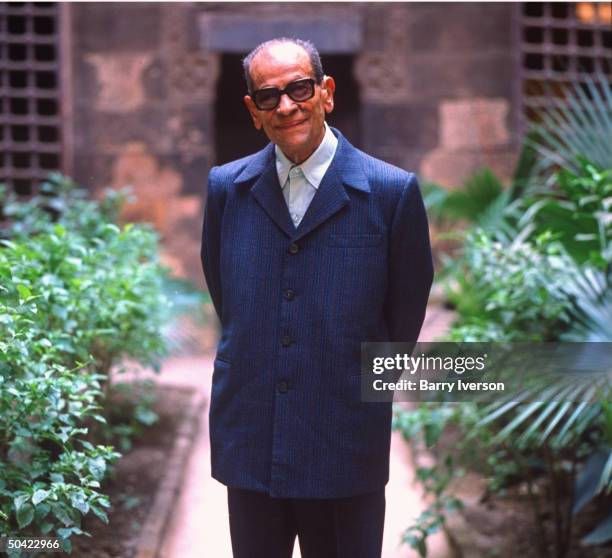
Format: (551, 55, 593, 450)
(277, 380, 289, 394)
(288, 242, 299, 254)
(284, 289, 295, 301)
(281, 335, 293, 347)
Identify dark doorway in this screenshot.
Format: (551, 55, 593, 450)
(214, 53, 360, 165)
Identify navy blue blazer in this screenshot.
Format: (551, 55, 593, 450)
(201, 128, 433, 498)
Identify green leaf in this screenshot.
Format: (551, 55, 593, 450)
(90, 505, 109, 524)
(597, 451, 612, 494)
(573, 451, 610, 515)
(135, 406, 158, 426)
(57, 527, 76, 538)
(34, 502, 51, 520)
(53, 224, 66, 237)
(70, 492, 90, 515)
(32, 489, 49, 505)
(88, 456, 106, 480)
(59, 537, 72, 553)
(16, 503, 34, 528)
(13, 493, 30, 511)
(52, 504, 73, 526)
(582, 512, 612, 546)
(40, 521, 55, 534)
(17, 284, 32, 301)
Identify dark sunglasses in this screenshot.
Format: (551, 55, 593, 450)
(250, 78, 317, 111)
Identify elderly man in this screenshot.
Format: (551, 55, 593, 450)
(201, 38, 433, 558)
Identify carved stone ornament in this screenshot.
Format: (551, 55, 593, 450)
(355, 5, 410, 104)
(86, 53, 152, 113)
(161, 4, 220, 104)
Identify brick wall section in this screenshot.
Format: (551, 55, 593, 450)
(67, 3, 519, 280)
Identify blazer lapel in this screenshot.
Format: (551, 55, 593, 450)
(235, 144, 295, 238)
(292, 165, 349, 241)
(251, 163, 296, 238)
(293, 130, 370, 242)
(233, 129, 370, 241)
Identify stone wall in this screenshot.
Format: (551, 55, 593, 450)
(358, 2, 518, 186)
(68, 2, 519, 281)
(70, 3, 214, 280)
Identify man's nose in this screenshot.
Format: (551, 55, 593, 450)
(276, 92, 298, 115)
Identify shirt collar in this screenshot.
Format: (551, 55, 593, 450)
(275, 122, 338, 190)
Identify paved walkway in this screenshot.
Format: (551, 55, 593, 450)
(147, 306, 455, 558)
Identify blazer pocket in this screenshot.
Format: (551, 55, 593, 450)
(327, 233, 383, 247)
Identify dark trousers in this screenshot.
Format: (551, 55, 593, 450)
(227, 487, 386, 558)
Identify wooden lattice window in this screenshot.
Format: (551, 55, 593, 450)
(517, 2, 612, 127)
(0, 2, 62, 195)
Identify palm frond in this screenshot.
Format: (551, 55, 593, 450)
(527, 73, 612, 190)
(562, 264, 612, 342)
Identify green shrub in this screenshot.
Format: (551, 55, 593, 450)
(518, 159, 612, 269)
(393, 405, 464, 557)
(398, 74, 612, 555)
(446, 230, 576, 341)
(0, 175, 174, 553)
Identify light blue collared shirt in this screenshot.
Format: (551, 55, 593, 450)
(275, 122, 338, 228)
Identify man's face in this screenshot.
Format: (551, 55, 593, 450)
(244, 43, 335, 164)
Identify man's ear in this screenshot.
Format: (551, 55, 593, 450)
(244, 95, 262, 130)
(321, 75, 335, 115)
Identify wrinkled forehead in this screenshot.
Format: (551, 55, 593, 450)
(250, 43, 314, 89)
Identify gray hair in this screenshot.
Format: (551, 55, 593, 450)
(242, 37, 324, 94)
